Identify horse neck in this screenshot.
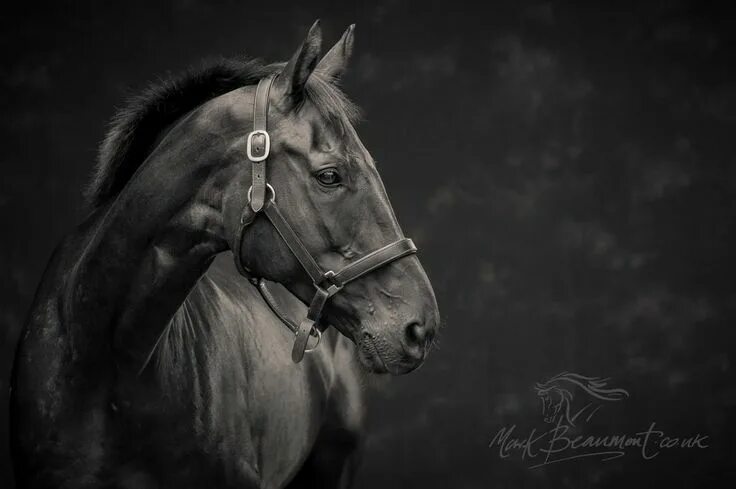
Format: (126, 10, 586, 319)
(68, 120, 232, 373)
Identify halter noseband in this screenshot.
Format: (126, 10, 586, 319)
(233, 74, 417, 363)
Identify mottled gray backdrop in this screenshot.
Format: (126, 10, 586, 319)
(1, 1, 735, 487)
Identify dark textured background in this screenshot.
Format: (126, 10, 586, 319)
(2, 1, 735, 487)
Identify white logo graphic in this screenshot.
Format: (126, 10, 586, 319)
(489, 372, 709, 468)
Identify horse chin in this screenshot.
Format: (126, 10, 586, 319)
(355, 334, 420, 375)
(356, 345, 390, 374)
(351, 333, 386, 373)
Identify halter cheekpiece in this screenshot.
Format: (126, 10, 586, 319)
(233, 75, 417, 363)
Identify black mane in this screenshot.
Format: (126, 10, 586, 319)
(88, 58, 275, 208)
(88, 57, 361, 208)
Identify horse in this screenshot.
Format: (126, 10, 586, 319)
(534, 372, 629, 426)
(10, 21, 440, 488)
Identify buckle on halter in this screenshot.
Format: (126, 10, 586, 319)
(318, 270, 342, 297)
(246, 130, 270, 162)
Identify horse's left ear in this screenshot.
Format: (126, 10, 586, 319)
(277, 20, 322, 106)
(315, 24, 355, 83)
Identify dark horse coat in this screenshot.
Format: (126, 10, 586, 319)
(11, 21, 439, 489)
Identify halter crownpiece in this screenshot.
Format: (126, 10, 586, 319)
(246, 75, 274, 212)
(234, 74, 417, 363)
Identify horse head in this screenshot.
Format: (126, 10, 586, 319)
(218, 22, 440, 374)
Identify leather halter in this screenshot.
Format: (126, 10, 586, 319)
(233, 74, 417, 363)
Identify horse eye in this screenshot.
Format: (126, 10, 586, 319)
(316, 168, 341, 186)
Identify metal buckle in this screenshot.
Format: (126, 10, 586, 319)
(246, 130, 270, 162)
(318, 270, 342, 297)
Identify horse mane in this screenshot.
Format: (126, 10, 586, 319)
(87, 57, 361, 208)
(536, 372, 629, 401)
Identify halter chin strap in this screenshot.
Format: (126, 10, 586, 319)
(233, 75, 417, 363)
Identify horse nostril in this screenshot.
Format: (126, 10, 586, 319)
(405, 321, 427, 347)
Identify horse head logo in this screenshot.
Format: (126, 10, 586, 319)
(534, 372, 629, 426)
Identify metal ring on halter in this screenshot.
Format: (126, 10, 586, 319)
(247, 183, 276, 205)
(304, 327, 322, 353)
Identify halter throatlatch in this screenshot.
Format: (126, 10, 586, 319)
(234, 75, 417, 363)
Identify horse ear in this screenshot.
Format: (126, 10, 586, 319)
(315, 24, 355, 83)
(277, 20, 322, 106)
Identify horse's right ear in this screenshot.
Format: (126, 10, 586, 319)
(276, 20, 322, 107)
